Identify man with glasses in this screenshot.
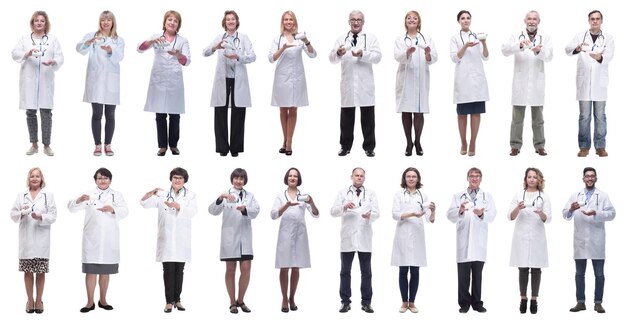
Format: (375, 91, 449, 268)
(446, 167, 496, 313)
(565, 10, 614, 157)
(330, 167, 379, 313)
(329, 10, 382, 157)
(563, 167, 615, 313)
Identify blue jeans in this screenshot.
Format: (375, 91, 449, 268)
(340, 251, 372, 305)
(575, 259, 605, 303)
(578, 101, 606, 149)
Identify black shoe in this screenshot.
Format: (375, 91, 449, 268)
(339, 303, 351, 313)
(415, 142, 423, 156)
(530, 300, 538, 314)
(285, 150, 292, 156)
(175, 302, 186, 311)
(98, 301, 113, 310)
(459, 306, 470, 313)
(34, 301, 44, 314)
(164, 303, 173, 313)
(361, 304, 374, 313)
(473, 305, 487, 313)
(171, 148, 180, 155)
(230, 304, 239, 314)
(279, 148, 286, 154)
(157, 149, 166, 156)
(237, 300, 251, 313)
(289, 304, 298, 311)
(365, 150, 375, 157)
(80, 303, 95, 313)
(338, 149, 350, 156)
(281, 306, 289, 313)
(231, 152, 239, 157)
(219, 152, 228, 156)
(405, 143, 413, 156)
(519, 299, 528, 313)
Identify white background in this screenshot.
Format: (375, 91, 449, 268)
(2, 0, 623, 323)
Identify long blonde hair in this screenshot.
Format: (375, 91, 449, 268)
(280, 10, 298, 34)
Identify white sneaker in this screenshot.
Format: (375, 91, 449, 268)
(104, 144, 114, 156)
(26, 146, 39, 155)
(43, 147, 54, 156)
(408, 306, 419, 313)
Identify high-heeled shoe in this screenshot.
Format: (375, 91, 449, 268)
(26, 301, 35, 314)
(80, 303, 95, 313)
(98, 300, 113, 310)
(405, 143, 413, 156)
(279, 147, 286, 154)
(285, 150, 292, 156)
(174, 301, 186, 311)
(415, 142, 423, 156)
(34, 301, 44, 314)
(164, 303, 173, 313)
(237, 300, 251, 313)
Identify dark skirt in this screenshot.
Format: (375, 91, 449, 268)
(19, 258, 49, 273)
(221, 255, 254, 262)
(82, 263, 119, 274)
(456, 101, 486, 115)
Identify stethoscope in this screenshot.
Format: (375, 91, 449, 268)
(404, 32, 425, 47)
(277, 33, 308, 50)
(284, 189, 302, 202)
(23, 192, 48, 211)
(344, 31, 367, 50)
(346, 186, 365, 207)
(89, 189, 116, 206)
(582, 30, 605, 51)
(228, 188, 247, 204)
(402, 189, 424, 209)
(459, 190, 486, 207)
(222, 32, 240, 49)
(577, 191, 599, 207)
(159, 31, 178, 50)
(519, 31, 542, 47)
(522, 190, 543, 206)
(459, 30, 477, 45)
(165, 186, 187, 202)
(30, 32, 48, 57)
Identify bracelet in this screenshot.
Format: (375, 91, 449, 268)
(304, 41, 311, 46)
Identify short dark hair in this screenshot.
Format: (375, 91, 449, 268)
(583, 167, 596, 176)
(467, 167, 482, 178)
(457, 10, 471, 22)
(283, 167, 302, 186)
(230, 168, 248, 185)
(94, 167, 112, 180)
(588, 10, 603, 19)
(401, 167, 422, 189)
(170, 167, 189, 182)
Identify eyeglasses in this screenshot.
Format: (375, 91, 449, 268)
(583, 175, 596, 179)
(349, 18, 363, 23)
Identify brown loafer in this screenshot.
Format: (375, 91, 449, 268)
(594, 303, 605, 313)
(509, 148, 520, 156)
(596, 148, 608, 157)
(577, 148, 589, 157)
(535, 148, 547, 156)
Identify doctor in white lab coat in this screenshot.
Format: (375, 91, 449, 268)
(76, 11, 125, 156)
(12, 11, 63, 156)
(330, 167, 379, 312)
(68, 167, 128, 312)
(138, 10, 190, 156)
(270, 167, 319, 312)
(10, 167, 57, 314)
(565, 10, 614, 157)
(269, 11, 317, 155)
(449, 10, 489, 157)
(562, 167, 615, 313)
(208, 168, 260, 313)
(507, 168, 551, 314)
(395, 10, 437, 157)
(141, 167, 197, 312)
(502, 11, 553, 157)
(446, 167, 496, 313)
(204, 11, 256, 157)
(391, 167, 434, 313)
(329, 10, 381, 157)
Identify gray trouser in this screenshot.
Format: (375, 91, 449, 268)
(510, 105, 544, 149)
(26, 109, 52, 145)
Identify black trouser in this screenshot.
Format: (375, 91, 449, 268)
(340, 251, 372, 305)
(519, 267, 542, 297)
(457, 261, 484, 309)
(155, 113, 180, 148)
(399, 266, 419, 302)
(339, 106, 376, 151)
(163, 262, 185, 304)
(91, 103, 116, 145)
(215, 78, 246, 154)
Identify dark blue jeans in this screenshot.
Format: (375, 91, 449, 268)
(340, 251, 372, 305)
(575, 259, 605, 303)
(399, 266, 419, 302)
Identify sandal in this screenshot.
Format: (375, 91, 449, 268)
(237, 300, 251, 313)
(229, 304, 238, 314)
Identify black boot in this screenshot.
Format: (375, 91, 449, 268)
(519, 299, 528, 314)
(530, 300, 538, 314)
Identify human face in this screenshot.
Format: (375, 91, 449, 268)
(33, 15, 46, 34)
(525, 170, 539, 190)
(349, 13, 364, 34)
(588, 12, 602, 33)
(100, 17, 113, 34)
(171, 175, 185, 191)
(29, 170, 42, 189)
(467, 171, 482, 189)
(458, 13, 471, 31)
(282, 14, 295, 33)
(232, 176, 245, 190)
(583, 171, 597, 189)
(405, 171, 418, 190)
(351, 169, 365, 188)
(165, 15, 179, 35)
(524, 12, 539, 32)
(406, 13, 419, 32)
(287, 169, 299, 188)
(95, 173, 111, 190)
(225, 13, 237, 33)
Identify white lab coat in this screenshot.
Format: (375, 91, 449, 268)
(501, 30, 553, 106)
(12, 34, 64, 110)
(76, 32, 125, 105)
(67, 188, 128, 264)
(204, 32, 256, 108)
(394, 33, 438, 113)
(208, 188, 260, 259)
(562, 188, 615, 259)
(10, 189, 57, 259)
(446, 189, 496, 262)
(508, 190, 552, 268)
(268, 36, 317, 107)
(565, 31, 614, 101)
(141, 187, 197, 262)
(328, 31, 381, 107)
(330, 186, 380, 252)
(449, 31, 489, 104)
(138, 33, 191, 114)
(270, 190, 318, 268)
(391, 189, 433, 267)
